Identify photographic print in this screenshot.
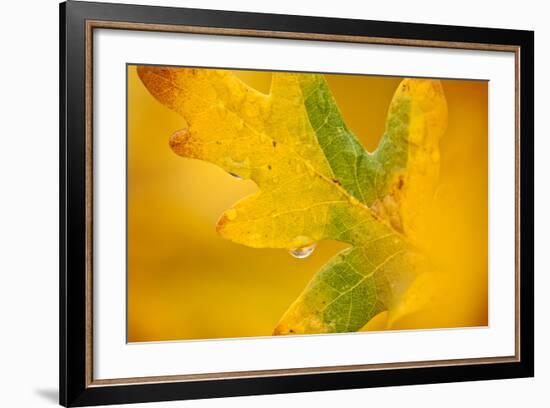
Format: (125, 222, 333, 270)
(127, 65, 488, 342)
(61, 3, 533, 404)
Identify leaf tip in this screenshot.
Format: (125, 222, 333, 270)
(215, 209, 235, 237)
(169, 128, 201, 158)
(272, 321, 297, 336)
(398, 78, 448, 133)
(136, 65, 166, 89)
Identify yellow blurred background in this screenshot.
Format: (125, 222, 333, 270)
(127, 65, 488, 342)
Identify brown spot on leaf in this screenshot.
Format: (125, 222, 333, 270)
(169, 128, 202, 158)
(397, 176, 404, 190)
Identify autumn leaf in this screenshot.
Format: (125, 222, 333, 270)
(137, 66, 447, 335)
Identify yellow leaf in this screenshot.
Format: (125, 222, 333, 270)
(138, 66, 447, 334)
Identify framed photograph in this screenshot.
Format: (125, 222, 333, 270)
(60, 1, 534, 406)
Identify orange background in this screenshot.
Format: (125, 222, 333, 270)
(127, 66, 488, 342)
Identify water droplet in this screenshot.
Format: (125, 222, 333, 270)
(289, 242, 317, 259)
(228, 172, 243, 180)
(225, 209, 237, 221)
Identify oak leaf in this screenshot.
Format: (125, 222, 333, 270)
(137, 66, 447, 335)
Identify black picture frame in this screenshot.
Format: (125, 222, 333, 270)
(60, 1, 534, 406)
